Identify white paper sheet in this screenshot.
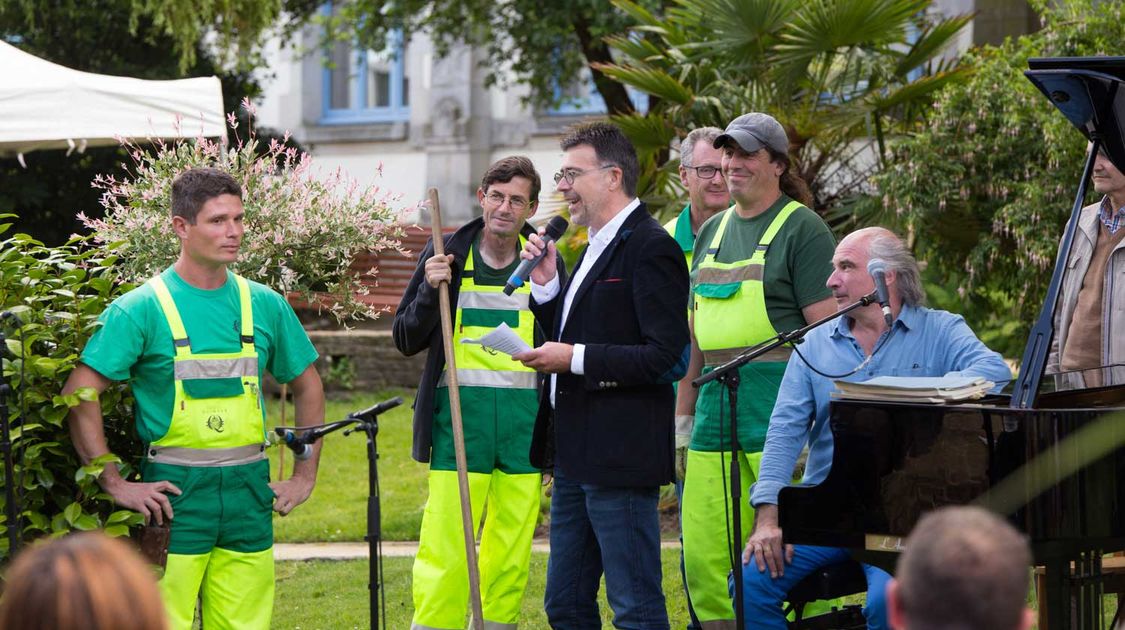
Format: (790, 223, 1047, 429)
(459, 322, 531, 356)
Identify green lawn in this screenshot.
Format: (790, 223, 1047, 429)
(275, 549, 697, 629)
(265, 391, 700, 626)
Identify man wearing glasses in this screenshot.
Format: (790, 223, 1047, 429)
(666, 125, 730, 630)
(666, 126, 732, 272)
(394, 156, 566, 630)
(515, 122, 690, 628)
(674, 112, 838, 627)
(1047, 143, 1125, 389)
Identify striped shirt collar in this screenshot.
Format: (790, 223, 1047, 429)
(1098, 195, 1125, 234)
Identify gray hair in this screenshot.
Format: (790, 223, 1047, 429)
(861, 228, 926, 307)
(680, 127, 723, 168)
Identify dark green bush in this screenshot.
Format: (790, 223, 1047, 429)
(0, 216, 142, 562)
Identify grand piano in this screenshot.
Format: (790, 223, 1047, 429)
(778, 57, 1125, 630)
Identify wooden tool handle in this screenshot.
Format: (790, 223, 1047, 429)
(426, 188, 484, 630)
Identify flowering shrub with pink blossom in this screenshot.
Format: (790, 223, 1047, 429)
(82, 101, 407, 323)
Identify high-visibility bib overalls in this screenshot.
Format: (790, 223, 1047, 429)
(145, 274, 275, 630)
(682, 202, 799, 627)
(411, 240, 541, 630)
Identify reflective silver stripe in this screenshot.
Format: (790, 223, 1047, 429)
(147, 444, 266, 467)
(457, 291, 529, 310)
(174, 356, 258, 380)
(437, 369, 538, 389)
(695, 264, 762, 285)
(703, 346, 792, 368)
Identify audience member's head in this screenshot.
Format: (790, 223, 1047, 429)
(0, 531, 168, 630)
(888, 506, 1033, 630)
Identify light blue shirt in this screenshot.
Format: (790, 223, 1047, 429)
(750, 304, 1013, 507)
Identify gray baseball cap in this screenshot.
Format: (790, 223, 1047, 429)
(713, 112, 789, 154)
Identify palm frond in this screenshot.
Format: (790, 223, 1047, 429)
(610, 112, 679, 157)
(611, 0, 664, 28)
(893, 13, 973, 77)
(869, 67, 974, 114)
(605, 35, 664, 64)
(776, 0, 928, 65)
(594, 63, 694, 106)
(690, 0, 795, 56)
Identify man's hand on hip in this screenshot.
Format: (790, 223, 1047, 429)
(513, 342, 573, 373)
(269, 476, 315, 516)
(104, 478, 181, 526)
(743, 503, 794, 579)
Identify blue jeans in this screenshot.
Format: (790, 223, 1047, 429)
(545, 468, 669, 629)
(737, 544, 889, 630)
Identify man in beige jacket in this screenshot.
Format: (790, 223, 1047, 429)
(1048, 144, 1125, 388)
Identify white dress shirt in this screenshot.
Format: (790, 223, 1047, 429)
(532, 198, 642, 406)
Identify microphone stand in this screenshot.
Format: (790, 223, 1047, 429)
(278, 396, 402, 630)
(692, 291, 878, 628)
(343, 397, 402, 630)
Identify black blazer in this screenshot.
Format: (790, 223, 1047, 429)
(529, 202, 690, 487)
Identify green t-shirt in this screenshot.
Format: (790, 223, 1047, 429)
(691, 194, 835, 334)
(81, 267, 318, 444)
(469, 234, 521, 286)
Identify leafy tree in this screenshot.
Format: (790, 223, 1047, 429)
(864, 0, 1125, 356)
(320, 0, 666, 114)
(599, 0, 972, 217)
(0, 0, 314, 73)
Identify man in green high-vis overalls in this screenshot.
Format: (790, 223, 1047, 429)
(393, 156, 566, 630)
(675, 113, 837, 629)
(64, 167, 324, 630)
(665, 125, 731, 630)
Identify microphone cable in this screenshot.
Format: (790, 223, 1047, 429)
(790, 323, 898, 380)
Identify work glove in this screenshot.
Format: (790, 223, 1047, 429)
(674, 415, 693, 481)
(675, 446, 688, 481)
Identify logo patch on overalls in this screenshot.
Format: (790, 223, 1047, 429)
(207, 414, 225, 433)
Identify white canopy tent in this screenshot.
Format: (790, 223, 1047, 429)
(0, 40, 226, 159)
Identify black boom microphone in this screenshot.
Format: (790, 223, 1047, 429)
(350, 396, 403, 421)
(274, 397, 404, 461)
(503, 216, 569, 295)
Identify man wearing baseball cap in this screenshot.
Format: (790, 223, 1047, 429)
(675, 112, 838, 627)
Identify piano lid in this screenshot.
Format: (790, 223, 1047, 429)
(1026, 57, 1125, 172)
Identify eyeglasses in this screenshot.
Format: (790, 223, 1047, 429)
(685, 165, 722, 179)
(484, 191, 532, 211)
(553, 164, 615, 186)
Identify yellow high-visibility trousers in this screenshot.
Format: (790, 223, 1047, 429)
(411, 469, 541, 630)
(160, 547, 274, 630)
(682, 449, 759, 627)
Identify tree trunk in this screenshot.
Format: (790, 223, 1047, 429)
(571, 13, 635, 116)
